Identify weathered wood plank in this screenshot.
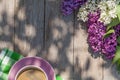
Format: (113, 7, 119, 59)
(44, 0, 74, 80)
(103, 60, 120, 80)
(74, 21, 103, 80)
(14, 0, 44, 56)
(0, 0, 15, 50)
(1, 0, 119, 80)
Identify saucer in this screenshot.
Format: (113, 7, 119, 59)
(8, 57, 55, 80)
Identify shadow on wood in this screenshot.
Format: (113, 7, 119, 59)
(0, 0, 120, 80)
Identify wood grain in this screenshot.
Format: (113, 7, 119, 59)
(0, 0, 15, 50)
(14, 0, 44, 56)
(74, 17, 103, 80)
(0, 0, 120, 80)
(44, 0, 74, 80)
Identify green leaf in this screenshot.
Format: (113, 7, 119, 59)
(116, 59, 120, 71)
(117, 5, 120, 21)
(113, 46, 120, 64)
(107, 17, 120, 30)
(117, 36, 120, 44)
(104, 29, 114, 38)
(56, 75, 63, 80)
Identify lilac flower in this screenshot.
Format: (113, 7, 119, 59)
(88, 21, 106, 52)
(61, 0, 87, 15)
(102, 33, 117, 59)
(114, 24, 120, 37)
(87, 11, 117, 59)
(88, 11, 100, 26)
(88, 11, 106, 52)
(73, 0, 87, 9)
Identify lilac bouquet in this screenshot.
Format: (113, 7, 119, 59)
(61, 0, 120, 70)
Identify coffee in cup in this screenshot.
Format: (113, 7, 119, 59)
(17, 67, 47, 80)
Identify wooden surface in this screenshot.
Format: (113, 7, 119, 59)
(0, 0, 120, 80)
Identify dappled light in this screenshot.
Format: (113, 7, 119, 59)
(1, 25, 11, 36)
(25, 25, 36, 38)
(0, 41, 13, 50)
(14, 35, 31, 56)
(0, 0, 120, 80)
(47, 44, 59, 63)
(17, 7, 26, 21)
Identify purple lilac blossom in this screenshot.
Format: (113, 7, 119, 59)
(61, 0, 87, 15)
(102, 33, 117, 59)
(88, 11, 100, 26)
(88, 11, 105, 52)
(88, 11, 117, 59)
(114, 24, 120, 37)
(88, 21, 106, 52)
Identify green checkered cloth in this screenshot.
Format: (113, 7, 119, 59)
(0, 71, 8, 80)
(0, 49, 8, 64)
(0, 49, 23, 80)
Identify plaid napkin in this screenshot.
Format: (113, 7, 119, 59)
(0, 72, 8, 80)
(0, 49, 8, 64)
(0, 49, 23, 80)
(0, 49, 62, 80)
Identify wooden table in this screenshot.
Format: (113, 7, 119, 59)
(0, 0, 120, 80)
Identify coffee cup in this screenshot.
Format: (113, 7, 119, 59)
(8, 57, 56, 80)
(15, 65, 48, 80)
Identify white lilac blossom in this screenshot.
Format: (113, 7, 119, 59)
(98, 0, 117, 25)
(77, 0, 118, 24)
(77, 7, 89, 22)
(77, 0, 98, 22)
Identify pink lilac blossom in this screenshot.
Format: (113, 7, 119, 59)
(61, 0, 87, 15)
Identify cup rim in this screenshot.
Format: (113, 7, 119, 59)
(15, 65, 48, 80)
(8, 57, 56, 80)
